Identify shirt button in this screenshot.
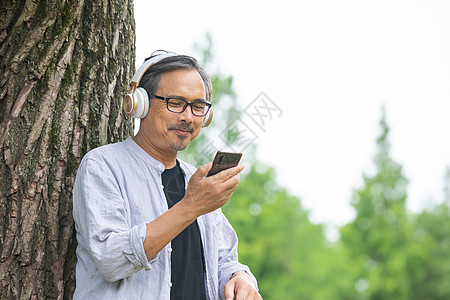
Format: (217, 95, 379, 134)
(169, 282, 172, 288)
(168, 247, 172, 253)
(161, 185, 164, 190)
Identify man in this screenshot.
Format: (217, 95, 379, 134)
(72, 51, 261, 299)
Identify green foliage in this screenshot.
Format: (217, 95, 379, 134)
(410, 173, 450, 299)
(224, 164, 359, 299)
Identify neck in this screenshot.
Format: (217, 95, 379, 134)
(132, 134, 177, 169)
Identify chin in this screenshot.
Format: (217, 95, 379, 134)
(171, 142, 188, 152)
(170, 136, 191, 152)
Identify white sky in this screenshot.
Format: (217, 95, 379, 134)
(134, 0, 450, 226)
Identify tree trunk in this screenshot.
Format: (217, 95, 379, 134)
(0, 0, 135, 298)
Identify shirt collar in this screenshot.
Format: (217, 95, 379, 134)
(122, 136, 166, 173)
(122, 137, 189, 177)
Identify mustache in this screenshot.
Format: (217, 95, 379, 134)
(168, 123, 194, 133)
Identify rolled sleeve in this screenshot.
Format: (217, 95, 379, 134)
(124, 222, 157, 270)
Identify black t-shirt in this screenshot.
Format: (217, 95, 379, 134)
(162, 161, 206, 300)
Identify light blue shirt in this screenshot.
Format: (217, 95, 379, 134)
(72, 137, 256, 299)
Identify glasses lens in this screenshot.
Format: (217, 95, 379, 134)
(167, 99, 186, 113)
(192, 102, 208, 116)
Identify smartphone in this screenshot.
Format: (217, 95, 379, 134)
(206, 151, 242, 177)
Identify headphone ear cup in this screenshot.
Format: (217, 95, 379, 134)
(123, 53, 175, 118)
(123, 87, 149, 118)
(135, 87, 150, 118)
(123, 92, 135, 117)
(202, 108, 213, 128)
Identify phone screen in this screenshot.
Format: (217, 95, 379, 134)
(206, 151, 242, 177)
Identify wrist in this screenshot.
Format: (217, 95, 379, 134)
(174, 196, 199, 221)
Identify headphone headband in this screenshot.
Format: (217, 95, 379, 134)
(130, 53, 177, 86)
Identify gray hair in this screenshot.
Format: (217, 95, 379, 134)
(139, 52, 212, 104)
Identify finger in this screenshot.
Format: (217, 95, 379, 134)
(191, 162, 212, 181)
(219, 189, 236, 204)
(224, 280, 236, 300)
(214, 165, 244, 182)
(234, 285, 249, 300)
(221, 173, 241, 191)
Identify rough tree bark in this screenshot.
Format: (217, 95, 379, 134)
(0, 0, 135, 298)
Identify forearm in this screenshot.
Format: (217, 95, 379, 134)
(143, 201, 198, 261)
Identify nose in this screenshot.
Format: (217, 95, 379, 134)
(178, 104, 195, 123)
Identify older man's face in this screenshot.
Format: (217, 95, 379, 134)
(139, 68, 206, 155)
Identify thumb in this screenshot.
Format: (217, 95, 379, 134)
(191, 162, 212, 181)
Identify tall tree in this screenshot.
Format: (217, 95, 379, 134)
(340, 108, 413, 299)
(0, 1, 135, 298)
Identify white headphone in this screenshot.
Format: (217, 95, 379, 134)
(123, 53, 213, 128)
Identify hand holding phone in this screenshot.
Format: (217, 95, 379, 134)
(206, 151, 242, 177)
(183, 152, 244, 216)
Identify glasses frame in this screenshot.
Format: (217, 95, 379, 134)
(150, 94, 212, 117)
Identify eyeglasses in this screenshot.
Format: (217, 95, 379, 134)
(150, 94, 212, 117)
